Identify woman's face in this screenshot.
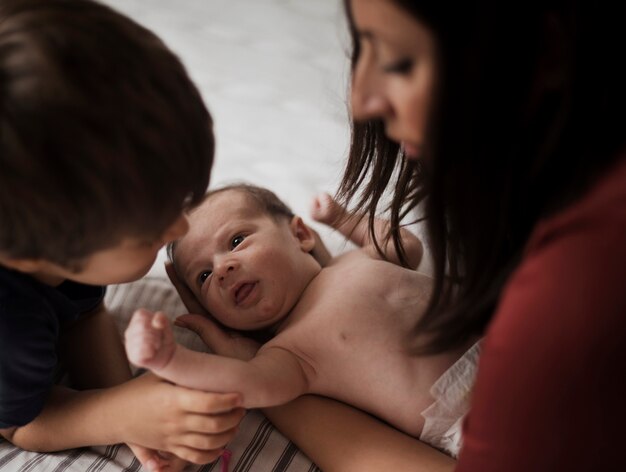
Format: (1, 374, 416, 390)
(349, 0, 437, 160)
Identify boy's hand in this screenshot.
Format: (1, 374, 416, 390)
(128, 444, 188, 472)
(117, 373, 244, 465)
(125, 309, 175, 370)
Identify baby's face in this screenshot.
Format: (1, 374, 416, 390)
(13, 214, 189, 287)
(174, 190, 314, 330)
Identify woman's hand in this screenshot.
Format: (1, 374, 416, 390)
(166, 262, 210, 316)
(175, 314, 260, 361)
(114, 373, 245, 466)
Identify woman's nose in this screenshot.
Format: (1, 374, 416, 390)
(351, 59, 391, 121)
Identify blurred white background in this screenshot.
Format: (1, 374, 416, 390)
(102, 0, 354, 276)
(102, 0, 433, 277)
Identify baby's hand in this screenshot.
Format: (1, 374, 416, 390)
(125, 309, 176, 371)
(310, 192, 344, 227)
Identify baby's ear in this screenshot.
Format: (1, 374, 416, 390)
(290, 216, 316, 253)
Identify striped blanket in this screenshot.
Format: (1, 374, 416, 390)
(0, 278, 319, 472)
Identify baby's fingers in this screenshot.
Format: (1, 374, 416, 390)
(309, 193, 328, 221)
(152, 311, 169, 329)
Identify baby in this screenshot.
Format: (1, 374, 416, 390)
(125, 184, 470, 439)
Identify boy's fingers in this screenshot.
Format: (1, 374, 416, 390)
(179, 390, 243, 414)
(170, 445, 224, 466)
(128, 444, 162, 472)
(185, 410, 245, 434)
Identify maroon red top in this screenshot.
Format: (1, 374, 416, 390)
(457, 156, 626, 470)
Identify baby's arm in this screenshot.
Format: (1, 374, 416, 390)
(311, 193, 423, 269)
(125, 309, 309, 408)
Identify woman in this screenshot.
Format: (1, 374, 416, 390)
(179, 0, 625, 469)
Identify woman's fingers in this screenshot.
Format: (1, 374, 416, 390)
(175, 314, 228, 349)
(176, 313, 261, 360)
(165, 262, 208, 315)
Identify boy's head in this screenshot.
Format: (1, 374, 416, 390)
(0, 0, 213, 283)
(170, 184, 320, 331)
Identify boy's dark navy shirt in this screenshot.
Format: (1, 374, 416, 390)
(0, 266, 105, 428)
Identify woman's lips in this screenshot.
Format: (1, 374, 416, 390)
(234, 282, 256, 306)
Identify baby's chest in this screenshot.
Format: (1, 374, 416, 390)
(311, 274, 423, 333)
(288, 291, 414, 368)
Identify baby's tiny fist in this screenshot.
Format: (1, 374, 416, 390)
(311, 192, 343, 226)
(310, 193, 332, 223)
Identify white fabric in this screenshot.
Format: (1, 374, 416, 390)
(419, 341, 482, 457)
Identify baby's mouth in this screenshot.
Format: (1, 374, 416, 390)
(234, 282, 256, 305)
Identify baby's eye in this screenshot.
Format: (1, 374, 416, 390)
(231, 235, 245, 249)
(198, 270, 212, 285)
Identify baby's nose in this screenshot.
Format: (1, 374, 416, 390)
(218, 265, 235, 282)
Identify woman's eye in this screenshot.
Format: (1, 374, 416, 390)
(198, 270, 212, 285)
(231, 235, 245, 249)
(383, 58, 414, 75)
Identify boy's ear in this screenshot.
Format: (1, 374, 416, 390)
(289, 216, 316, 253)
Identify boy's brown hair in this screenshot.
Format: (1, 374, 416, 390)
(0, 0, 214, 267)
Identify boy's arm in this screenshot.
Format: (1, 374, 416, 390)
(58, 302, 132, 389)
(1, 373, 243, 462)
(311, 193, 423, 269)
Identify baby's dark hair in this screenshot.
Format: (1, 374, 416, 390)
(206, 183, 295, 222)
(0, 0, 213, 268)
(167, 183, 294, 272)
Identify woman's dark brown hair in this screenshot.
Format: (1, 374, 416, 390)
(0, 0, 213, 267)
(340, 0, 626, 353)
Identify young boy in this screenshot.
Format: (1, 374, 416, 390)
(125, 183, 476, 452)
(0, 1, 243, 470)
